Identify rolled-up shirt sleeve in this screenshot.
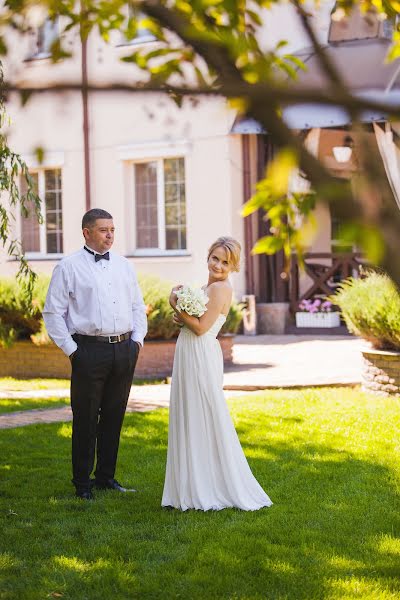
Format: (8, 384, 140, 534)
(130, 266, 147, 346)
(42, 263, 78, 357)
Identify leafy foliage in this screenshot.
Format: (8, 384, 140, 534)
(2, 0, 400, 283)
(0, 66, 42, 299)
(332, 270, 400, 351)
(139, 274, 243, 340)
(220, 298, 244, 335)
(0, 274, 243, 345)
(139, 274, 179, 340)
(0, 276, 48, 346)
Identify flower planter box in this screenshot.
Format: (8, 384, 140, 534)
(0, 335, 234, 380)
(295, 312, 340, 328)
(362, 348, 400, 396)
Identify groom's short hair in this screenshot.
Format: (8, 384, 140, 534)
(82, 208, 113, 230)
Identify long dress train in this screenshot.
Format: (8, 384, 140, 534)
(162, 314, 272, 511)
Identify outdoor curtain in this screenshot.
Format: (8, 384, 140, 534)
(373, 121, 400, 211)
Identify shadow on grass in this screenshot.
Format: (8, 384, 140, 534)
(0, 406, 399, 599)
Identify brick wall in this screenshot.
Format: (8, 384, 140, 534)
(362, 348, 400, 396)
(0, 336, 233, 380)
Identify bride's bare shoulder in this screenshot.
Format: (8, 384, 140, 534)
(207, 281, 232, 298)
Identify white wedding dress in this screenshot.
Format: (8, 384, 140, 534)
(162, 314, 273, 511)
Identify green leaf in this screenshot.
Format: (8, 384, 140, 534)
(241, 195, 265, 217)
(34, 147, 45, 165)
(251, 236, 284, 255)
(245, 9, 263, 26)
(0, 37, 7, 56)
(50, 38, 72, 63)
(267, 148, 298, 196)
(20, 90, 32, 107)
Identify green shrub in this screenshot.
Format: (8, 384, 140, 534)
(332, 270, 400, 351)
(220, 300, 244, 335)
(0, 275, 49, 346)
(0, 274, 243, 345)
(139, 274, 243, 339)
(138, 274, 179, 340)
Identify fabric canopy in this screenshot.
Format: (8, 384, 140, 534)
(231, 39, 400, 132)
(373, 122, 400, 211)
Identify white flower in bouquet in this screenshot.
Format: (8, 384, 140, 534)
(175, 285, 209, 317)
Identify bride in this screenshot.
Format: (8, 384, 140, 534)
(162, 236, 272, 511)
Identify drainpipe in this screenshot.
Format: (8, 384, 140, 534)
(81, 16, 91, 211)
(242, 134, 255, 294)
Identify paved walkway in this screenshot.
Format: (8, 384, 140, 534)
(0, 334, 364, 429)
(225, 334, 364, 389)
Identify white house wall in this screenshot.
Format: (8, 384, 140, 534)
(1, 1, 337, 302)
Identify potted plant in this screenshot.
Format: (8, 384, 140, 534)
(295, 298, 340, 328)
(332, 270, 400, 396)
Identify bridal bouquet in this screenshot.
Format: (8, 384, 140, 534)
(175, 285, 209, 317)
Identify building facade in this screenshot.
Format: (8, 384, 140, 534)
(2, 1, 398, 332)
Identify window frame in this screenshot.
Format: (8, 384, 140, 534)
(19, 167, 64, 259)
(131, 156, 188, 257)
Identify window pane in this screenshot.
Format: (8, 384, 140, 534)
(45, 169, 61, 191)
(20, 173, 40, 253)
(166, 228, 186, 251)
(45, 168, 63, 253)
(46, 211, 58, 230)
(37, 18, 58, 55)
(164, 158, 186, 250)
(135, 162, 158, 248)
(45, 191, 58, 211)
(46, 233, 60, 254)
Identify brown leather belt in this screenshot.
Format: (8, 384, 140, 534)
(72, 331, 132, 344)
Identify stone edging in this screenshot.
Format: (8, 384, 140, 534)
(361, 347, 400, 396)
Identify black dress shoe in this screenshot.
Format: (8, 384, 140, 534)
(95, 478, 137, 492)
(75, 489, 94, 500)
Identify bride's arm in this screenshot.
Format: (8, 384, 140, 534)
(170, 284, 230, 336)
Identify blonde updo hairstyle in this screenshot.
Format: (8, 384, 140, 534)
(207, 236, 241, 273)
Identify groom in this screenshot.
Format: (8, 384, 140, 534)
(43, 208, 147, 500)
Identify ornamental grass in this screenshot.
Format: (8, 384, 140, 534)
(332, 270, 400, 351)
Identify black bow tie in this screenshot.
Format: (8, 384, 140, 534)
(95, 252, 109, 262)
(84, 246, 110, 262)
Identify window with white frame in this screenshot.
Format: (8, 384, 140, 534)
(134, 157, 186, 251)
(20, 168, 63, 255)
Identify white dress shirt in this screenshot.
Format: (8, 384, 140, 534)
(43, 247, 148, 356)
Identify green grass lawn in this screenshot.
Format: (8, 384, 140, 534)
(1, 388, 399, 600)
(0, 378, 166, 415)
(0, 397, 70, 415)
(0, 378, 71, 391)
(0, 377, 165, 392)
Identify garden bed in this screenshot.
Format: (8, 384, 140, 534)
(0, 335, 234, 379)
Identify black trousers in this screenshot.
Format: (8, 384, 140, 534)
(70, 337, 139, 491)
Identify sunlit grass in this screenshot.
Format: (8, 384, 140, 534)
(0, 378, 70, 391)
(0, 397, 70, 415)
(0, 377, 167, 415)
(0, 377, 166, 392)
(1, 388, 399, 599)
